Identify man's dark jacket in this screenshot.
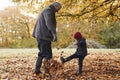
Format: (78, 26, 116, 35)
(32, 6, 56, 41)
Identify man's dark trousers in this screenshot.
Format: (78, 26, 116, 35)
(35, 38, 52, 73)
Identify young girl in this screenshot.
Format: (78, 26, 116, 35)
(60, 32, 88, 75)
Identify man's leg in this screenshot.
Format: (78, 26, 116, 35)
(34, 38, 44, 74)
(42, 40, 52, 74)
(34, 54, 43, 74)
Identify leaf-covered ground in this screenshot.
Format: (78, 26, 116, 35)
(0, 49, 120, 80)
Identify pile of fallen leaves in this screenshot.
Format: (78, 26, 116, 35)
(0, 52, 120, 80)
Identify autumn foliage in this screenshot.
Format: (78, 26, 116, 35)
(0, 51, 120, 80)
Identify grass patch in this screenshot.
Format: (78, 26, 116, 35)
(0, 48, 38, 59)
(0, 48, 120, 59)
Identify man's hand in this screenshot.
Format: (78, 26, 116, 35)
(53, 34, 57, 41)
(87, 53, 90, 55)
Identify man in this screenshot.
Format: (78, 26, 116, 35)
(32, 2, 62, 74)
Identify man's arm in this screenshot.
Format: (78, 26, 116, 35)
(44, 9, 57, 41)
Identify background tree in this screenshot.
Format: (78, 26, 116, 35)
(1, 0, 118, 48)
(98, 21, 120, 48)
(0, 6, 35, 48)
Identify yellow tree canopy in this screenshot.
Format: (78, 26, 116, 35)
(12, 0, 120, 23)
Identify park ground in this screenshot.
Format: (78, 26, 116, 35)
(0, 48, 120, 80)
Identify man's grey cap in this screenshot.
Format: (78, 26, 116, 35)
(52, 2, 62, 9)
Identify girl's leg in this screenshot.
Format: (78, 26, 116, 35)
(78, 56, 85, 75)
(61, 53, 78, 63)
